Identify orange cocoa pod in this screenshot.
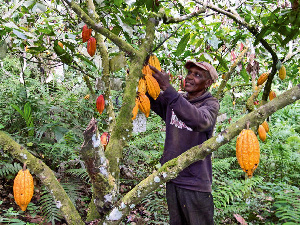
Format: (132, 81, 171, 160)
(138, 78, 147, 94)
(257, 72, 269, 86)
(13, 167, 34, 211)
(261, 121, 269, 133)
(87, 37, 96, 57)
(142, 65, 152, 77)
(269, 90, 276, 101)
(137, 93, 150, 117)
(145, 75, 160, 100)
(96, 94, 105, 114)
(132, 98, 139, 120)
(236, 129, 260, 178)
(258, 125, 267, 142)
(148, 54, 161, 74)
(82, 25, 92, 43)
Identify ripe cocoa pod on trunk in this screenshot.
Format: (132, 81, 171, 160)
(82, 25, 92, 43)
(96, 94, 105, 114)
(137, 93, 150, 117)
(148, 55, 161, 74)
(87, 37, 96, 57)
(145, 74, 160, 100)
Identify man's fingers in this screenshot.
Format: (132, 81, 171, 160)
(149, 65, 159, 73)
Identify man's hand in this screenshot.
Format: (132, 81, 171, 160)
(149, 65, 170, 91)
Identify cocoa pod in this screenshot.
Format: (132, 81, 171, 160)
(145, 75, 160, 100)
(137, 93, 150, 117)
(236, 129, 260, 178)
(13, 166, 34, 211)
(87, 37, 96, 57)
(261, 121, 269, 133)
(132, 99, 139, 120)
(269, 90, 276, 101)
(257, 72, 269, 86)
(82, 25, 92, 43)
(279, 65, 286, 80)
(138, 78, 147, 94)
(148, 55, 161, 74)
(96, 94, 105, 114)
(142, 65, 152, 77)
(258, 125, 267, 142)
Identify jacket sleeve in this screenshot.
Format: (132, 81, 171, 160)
(161, 86, 219, 132)
(147, 91, 168, 121)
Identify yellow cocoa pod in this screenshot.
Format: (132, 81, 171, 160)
(138, 93, 150, 117)
(145, 75, 160, 100)
(138, 78, 147, 94)
(257, 72, 269, 86)
(269, 90, 276, 101)
(142, 65, 152, 77)
(148, 54, 161, 74)
(258, 125, 267, 142)
(261, 121, 269, 133)
(13, 168, 34, 211)
(132, 99, 139, 120)
(236, 129, 260, 178)
(279, 65, 286, 80)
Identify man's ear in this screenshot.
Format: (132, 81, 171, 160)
(205, 79, 214, 89)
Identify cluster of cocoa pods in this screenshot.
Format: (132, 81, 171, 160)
(82, 25, 96, 57)
(132, 55, 161, 120)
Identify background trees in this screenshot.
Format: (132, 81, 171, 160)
(0, 0, 299, 224)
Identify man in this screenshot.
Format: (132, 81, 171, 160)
(149, 60, 219, 225)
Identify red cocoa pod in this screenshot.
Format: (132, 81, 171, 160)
(96, 94, 105, 114)
(82, 25, 92, 43)
(87, 37, 96, 57)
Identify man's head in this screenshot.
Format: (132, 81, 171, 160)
(184, 61, 218, 83)
(183, 61, 218, 99)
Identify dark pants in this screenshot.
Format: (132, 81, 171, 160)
(166, 182, 214, 225)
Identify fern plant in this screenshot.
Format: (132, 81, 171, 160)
(0, 162, 22, 179)
(40, 186, 64, 225)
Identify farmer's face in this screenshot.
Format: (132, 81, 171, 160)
(184, 66, 213, 99)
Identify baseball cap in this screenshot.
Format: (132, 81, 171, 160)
(184, 60, 218, 83)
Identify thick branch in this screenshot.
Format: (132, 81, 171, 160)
(81, 118, 115, 217)
(0, 132, 84, 225)
(62, 0, 137, 55)
(105, 18, 157, 188)
(104, 84, 300, 224)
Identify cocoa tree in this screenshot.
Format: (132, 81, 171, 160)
(0, 0, 299, 224)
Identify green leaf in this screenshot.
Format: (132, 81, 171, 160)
(174, 33, 190, 56)
(211, 53, 228, 71)
(240, 66, 249, 83)
(11, 104, 24, 118)
(114, 0, 123, 7)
